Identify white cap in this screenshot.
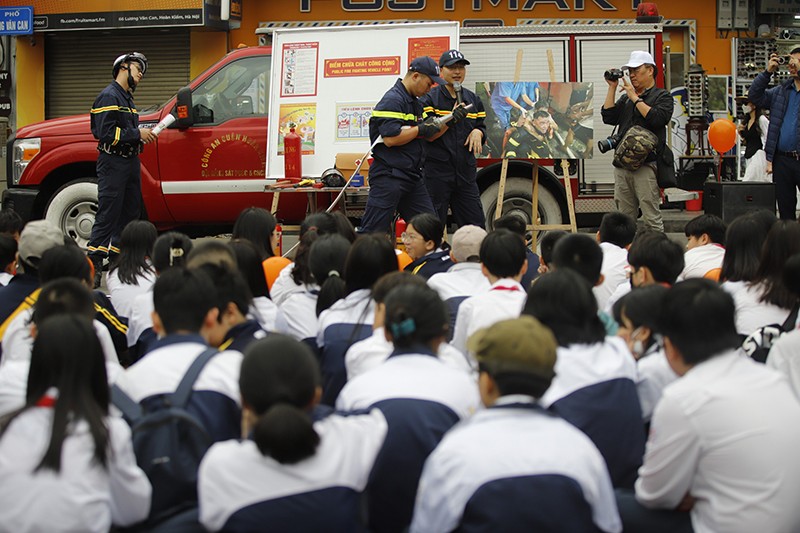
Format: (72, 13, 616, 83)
(622, 51, 655, 69)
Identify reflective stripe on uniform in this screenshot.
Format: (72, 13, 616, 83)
(90, 105, 138, 114)
(372, 110, 416, 121)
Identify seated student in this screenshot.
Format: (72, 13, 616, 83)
(677, 214, 726, 282)
(317, 234, 398, 406)
(198, 335, 388, 532)
(451, 229, 528, 355)
(0, 220, 64, 345)
(0, 278, 125, 417)
(765, 253, 800, 397)
(0, 234, 16, 287)
(278, 235, 350, 347)
(613, 284, 676, 423)
(604, 230, 685, 315)
(402, 213, 453, 279)
(620, 279, 800, 533)
(0, 314, 151, 532)
(0, 207, 23, 241)
(194, 262, 267, 353)
(594, 211, 636, 310)
(126, 232, 193, 361)
(106, 220, 157, 320)
(1, 246, 124, 374)
(230, 239, 283, 332)
(523, 269, 644, 489)
(338, 284, 480, 533)
(411, 316, 622, 533)
(719, 211, 776, 292)
(536, 229, 567, 275)
(551, 233, 618, 335)
(346, 272, 473, 380)
(426, 225, 490, 340)
(115, 268, 243, 445)
(493, 214, 540, 289)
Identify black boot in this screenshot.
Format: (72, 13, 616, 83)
(89, 254, 104, 289)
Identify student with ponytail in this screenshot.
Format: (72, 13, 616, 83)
(198, 335, 387, 532)
(338, 284, 479, 532)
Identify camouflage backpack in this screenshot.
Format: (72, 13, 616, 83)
(613, 125, 659, 171)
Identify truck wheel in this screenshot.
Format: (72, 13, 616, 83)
(45, 180, 98, 249)
(481, 177, 563, 238)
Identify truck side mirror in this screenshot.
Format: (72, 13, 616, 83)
(175, 87, 195, 128)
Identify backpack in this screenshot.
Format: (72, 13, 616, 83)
(613, 125, 659, 171)
(742, 304, 800, 363)
(112, 347, 218, 524)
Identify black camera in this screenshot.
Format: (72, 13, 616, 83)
(597, 134, 620, 154)
(604, 68, 624, 81)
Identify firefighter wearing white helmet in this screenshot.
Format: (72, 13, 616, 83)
(87, 52, 155, 287)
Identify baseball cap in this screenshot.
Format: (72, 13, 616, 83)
(439, 49, 471, 68)
(622, 51, 656, 69)
(468, 316, 558, 379)
(409, 56, 446, 85)
(18, 220, 64, 266)
(451, 225, 486, 263)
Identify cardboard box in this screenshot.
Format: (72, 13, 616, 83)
(335, 152, 370, 181)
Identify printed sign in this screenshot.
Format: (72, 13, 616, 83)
(278, 103, 316, 155)
(336, 103, 373, 142)
(0, 7, 33, 35)
(324, 56, 400, 78)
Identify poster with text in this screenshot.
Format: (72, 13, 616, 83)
(476, 81, 594, 160)
(278, 103, 316, 155)
(281, 42, 319, 97)
(336, 103, 373, 142)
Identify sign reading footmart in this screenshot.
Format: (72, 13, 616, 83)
(28, 0, 240, 31)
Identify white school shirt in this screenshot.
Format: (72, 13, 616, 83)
(731, 281, 791, 336)
(198, 409, 388, 532)
(635, 344, 678, 422)
(344, 326, 475, 380)
(411, 396, 621, 533)
(593, 242, 630, 311)
(0, 272, 12, 286)
(126, 290, 154, 348)
(603, 281, 631, 316)
(677, 243, 725, 281)
(766, 329, 800, 401)
(248, 295, 283, 332)
(276, 286, 320, 342)
(269, 261, 302, 306)
(635, 351, 800, 533)
(0, 407, 151, 532)
(451, 278, 527, 354)
(106, 268, 156, 319)
(426, 262, 490, 302)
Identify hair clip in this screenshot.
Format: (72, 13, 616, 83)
(328, 270, 340, 278)
(390, 318, 416, 339)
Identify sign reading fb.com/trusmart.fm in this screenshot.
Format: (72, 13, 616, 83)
(0, 6, 33, 35)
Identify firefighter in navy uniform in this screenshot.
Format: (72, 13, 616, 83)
(420, 49, 487, 228)
(88, 52, 155, 287)
(358, 56, 444, 235)
(505, 109, 555, 159)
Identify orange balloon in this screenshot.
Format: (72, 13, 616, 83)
(395, 249, 413, 271)
(708, 119, 737, 153)
(262, 256, 292, 291)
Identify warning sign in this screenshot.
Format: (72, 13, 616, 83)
(324, 56, 401, 78)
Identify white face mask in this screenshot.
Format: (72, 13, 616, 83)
(630, 326, 646, 359)
(742, 104, 753, 114)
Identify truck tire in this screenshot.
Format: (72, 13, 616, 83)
(45, 180, 98, 249)
(480, 177, 563, 236)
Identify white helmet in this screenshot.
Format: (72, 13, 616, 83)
(112, 52, 148, 78)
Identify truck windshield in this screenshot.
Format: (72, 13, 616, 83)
(192, 55, 271, 124)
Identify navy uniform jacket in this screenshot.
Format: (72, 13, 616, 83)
(420, 84, 486, 181)
(404, 249, 453, 280)
(505, 127, 552, 159)
(369, 79, 426, 182)
(90, 81, 141, 151)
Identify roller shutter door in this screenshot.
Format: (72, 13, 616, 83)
(45, 30, 190, 119)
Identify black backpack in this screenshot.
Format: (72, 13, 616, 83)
(743, 304, 800, 364)
(112, 347, 218, 525)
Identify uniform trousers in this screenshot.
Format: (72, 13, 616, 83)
(358, 174, 435, 234)
(88, 152, 141, 258)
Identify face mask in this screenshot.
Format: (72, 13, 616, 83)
(741, 104, 752, 114)
(630, 326, 646, 358)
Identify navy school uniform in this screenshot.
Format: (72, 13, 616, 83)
(114, 334, 242, 444)
(337, 346, 480, 533)
(404, 249, 453, 280)
(218, 319, 267, 354)
(539, 336, 645, 489)
(198, 409, 388, 532)
(410, 396, 622, 533)
(420, 83, 487, 228)
(317, 289, 375, 406)
(359, 79, 435, 234)
(427, 262, 491, 342)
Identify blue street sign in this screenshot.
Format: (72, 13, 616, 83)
(0, 7, 33, 36)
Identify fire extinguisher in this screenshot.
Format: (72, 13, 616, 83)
(395, 217, 407, 250)
(284, 122, 302, 183)
(274, 224, 283, 256)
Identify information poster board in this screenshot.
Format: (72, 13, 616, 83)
(267, 22, 459, 179)
(476, 81, 594, 160)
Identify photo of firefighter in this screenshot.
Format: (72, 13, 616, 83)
(476, 81, 594, 160)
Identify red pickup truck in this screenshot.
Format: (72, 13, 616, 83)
(2, 45, 323, 245)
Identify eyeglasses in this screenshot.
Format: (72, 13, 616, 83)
(401, 232, 420, 243)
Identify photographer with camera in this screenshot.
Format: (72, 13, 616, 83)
(601, 51, 674, 232)
(748, 48, 800, 220)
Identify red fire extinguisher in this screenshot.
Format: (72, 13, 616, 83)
(395, 217, 407, 250)
(284, 123, 302, 183)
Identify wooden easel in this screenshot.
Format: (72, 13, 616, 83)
(494, 49, 577, 250)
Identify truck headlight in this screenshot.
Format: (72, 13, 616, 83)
(12, 138, 41, 185)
